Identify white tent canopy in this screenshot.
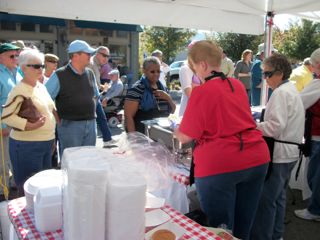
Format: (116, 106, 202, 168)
(1, 0, 320, 35)
(0, 0, 265, 35)
(1, 0, 320, 105)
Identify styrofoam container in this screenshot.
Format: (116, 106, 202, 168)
(23, 170, 62, 212)
(33, 169, 63, 180)
(0, 201, 10, 240)
(34, 186, 62, 233)
(9, 223, 19, 240)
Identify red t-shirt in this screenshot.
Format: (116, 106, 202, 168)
(179, 77, 270, 178)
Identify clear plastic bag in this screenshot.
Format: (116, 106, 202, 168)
(116, 132, 176, 191)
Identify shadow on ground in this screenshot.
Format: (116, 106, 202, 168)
(284, 189, 320, 240)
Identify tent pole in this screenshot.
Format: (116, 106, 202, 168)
(261, 11, 275, 106)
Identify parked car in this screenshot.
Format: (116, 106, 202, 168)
(169, 60, 185, 82)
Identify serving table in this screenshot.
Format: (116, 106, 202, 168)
(8, 197, 222, 240)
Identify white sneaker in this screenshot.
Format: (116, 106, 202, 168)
(294, 208, 320, 221)
(103, 139, 118, 148)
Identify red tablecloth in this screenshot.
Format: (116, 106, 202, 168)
(161, 205, 221, 240)
(8, 197, 221, 240)
(172, 173, 190, 186)
(8, 198, 63, 240)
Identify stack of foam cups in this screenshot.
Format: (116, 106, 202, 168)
(62, 147, 111, 240)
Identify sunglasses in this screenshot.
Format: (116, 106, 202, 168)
(150, 70, 161, 74)
(9, 54, 19, 59)
(263, 70, 276, 78)
(46, 60, 58, 64)
(26, 64, 45, 69)
(99, 52, 110, 58)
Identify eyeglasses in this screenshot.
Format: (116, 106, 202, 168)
(26, 64, 45, 69)
(99, 52, 110, 58)
(150, 70, 161, 74)
(263, 70, 276, 78)
(9, 54, 19, 59)
(46, 60, 58, 64)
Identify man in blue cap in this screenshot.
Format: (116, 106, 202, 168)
(0, 43, 22, 197)
(45, 40, 99, 157)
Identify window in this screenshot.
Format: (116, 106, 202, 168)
(100, 30, 113, 37)
(109, 44, 127, 65)
(40, 24, 54, 33)
(0, 21, 16, 31)
(21, 23, 35, 32)
(84, 28, 99, 36)
(170, 61, 185, 68)
(43, 41, 54, 54)
(116, 31, 128, 38)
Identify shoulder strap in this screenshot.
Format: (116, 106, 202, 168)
(274, 139, 301, 146)
(1, 95, 26, 120)
(273, 138, 303, 180)
(204, 71, 235, 92)
(2, 95, 26, 109)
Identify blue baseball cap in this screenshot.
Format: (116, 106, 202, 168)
(67, 40, 96, 54)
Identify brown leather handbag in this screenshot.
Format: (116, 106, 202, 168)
(1, 95, 42, 123)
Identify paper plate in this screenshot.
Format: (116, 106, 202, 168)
(146, 193, 165, 209)
(145, 209, 170, 227)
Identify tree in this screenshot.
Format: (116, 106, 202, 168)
(141, 26, 195, 63)
(215, 33, 262, 62)
(273, 19, 320, 62)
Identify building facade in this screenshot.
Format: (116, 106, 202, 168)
(0, 13, 141, 80)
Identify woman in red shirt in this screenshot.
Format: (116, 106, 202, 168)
(174, 40, 269, 240)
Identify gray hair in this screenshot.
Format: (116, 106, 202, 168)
(18, 49, 44, 66)
(310, 48, 320, 66)
(303, 57, 311, 66)
(142, 56, 160, 70)
(95, 46, 109, 54)
(151, 49, 162, 57)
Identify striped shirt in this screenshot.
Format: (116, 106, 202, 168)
(125, 80, 171, 112)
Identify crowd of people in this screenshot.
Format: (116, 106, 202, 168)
(0, 40, 124, 197)
(175, 40, 320, 240)
(0, 38, 319, 240)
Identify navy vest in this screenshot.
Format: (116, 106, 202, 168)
(55, 65, 96, 120)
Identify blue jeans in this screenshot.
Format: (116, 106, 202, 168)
(251, 161, 296, 240)
(195, 164, 268, 240)
(307, 140, 320, 215)
(57, 119, 96, 157)
(96, 100, 112, 142)
(9, 138, 54, 187)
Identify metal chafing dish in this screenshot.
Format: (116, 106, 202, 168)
(142, 118, 192, 165)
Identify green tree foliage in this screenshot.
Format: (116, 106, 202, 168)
(142, 26, 195, 63)
(215, 33, 262, 62)
(273, 19, 320, 62)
